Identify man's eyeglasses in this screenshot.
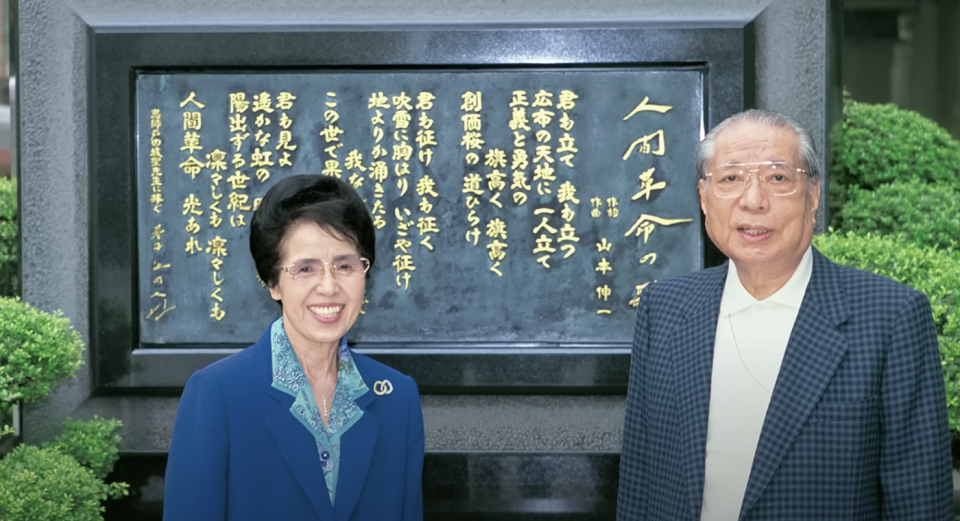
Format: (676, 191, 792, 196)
(279, 255, 370, 286)
(704, 161, 807, 198)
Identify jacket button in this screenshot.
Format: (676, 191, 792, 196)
(321, 451, 330, 460)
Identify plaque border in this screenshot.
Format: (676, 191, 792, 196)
(90, 25, 752, 394)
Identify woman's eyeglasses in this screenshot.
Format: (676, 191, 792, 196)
(279, 255, 370, 286)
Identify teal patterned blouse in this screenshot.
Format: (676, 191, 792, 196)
(269, 318, 369, 505)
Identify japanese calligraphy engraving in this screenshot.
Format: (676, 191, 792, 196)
(138, 70, 704, 345)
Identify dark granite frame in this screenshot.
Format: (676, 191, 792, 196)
(103, 452, 622, 521)
(90, 25, 753, 395)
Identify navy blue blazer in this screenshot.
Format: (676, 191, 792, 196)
(617, 248, 953, 520)
(163, 328, 425, 521)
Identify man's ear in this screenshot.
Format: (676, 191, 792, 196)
(809, 179, 821, 214)
(699, 179, 708, 215)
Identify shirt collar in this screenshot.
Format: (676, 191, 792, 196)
(719, 245, 813, 316)
(268, 317, 369, 445)
(269, 317, 364, 400)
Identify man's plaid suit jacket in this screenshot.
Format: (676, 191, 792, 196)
(616, 248, 953, 520)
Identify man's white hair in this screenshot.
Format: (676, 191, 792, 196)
(695, 109, 822, 187)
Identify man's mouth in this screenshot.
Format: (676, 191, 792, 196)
(738, 227, 771, 237)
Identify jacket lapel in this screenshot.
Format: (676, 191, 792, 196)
(257, 334, 338, 521)
(671, 265, 727, 519)
(263, 385, 338, 520)
(333, 385, 379, 521)
(739, 249, 850, 517)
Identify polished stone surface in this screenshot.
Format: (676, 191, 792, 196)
(68, 395, 626, 453)
(103, 452, 620, 521)
(423, 395, 624, 452)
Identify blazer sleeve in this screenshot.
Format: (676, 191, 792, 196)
(617, 289, 652, 521)
(880, 290, 954, 520)
(163, 371, 229, 521)
(402, 375, 425, 521)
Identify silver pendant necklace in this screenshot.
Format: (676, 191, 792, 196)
(320, 386, 336, 420)
(306, 371, 337, 422)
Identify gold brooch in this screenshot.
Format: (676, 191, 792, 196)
(373, 380, 393, 396)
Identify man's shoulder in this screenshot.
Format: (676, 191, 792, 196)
(640, 253, 924, 310)
(817, 251, 922, 303)
(645, 263, 726, 301)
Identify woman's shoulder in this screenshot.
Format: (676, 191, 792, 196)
(187, 334, 271, 392)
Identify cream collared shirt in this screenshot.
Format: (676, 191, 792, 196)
(700, 246, 813, 521)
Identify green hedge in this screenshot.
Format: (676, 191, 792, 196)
(44, 417, 123, 480)
(813, 231, 960, 433)
(0, 297, 84, 406)
(0, 445, 127, 521)
(830, 95, 960, 190)
(841, 182, 960, 253)
(828, 95, 960, 228)
(0, 295, 128, 520)
(0, 177, 16, 297)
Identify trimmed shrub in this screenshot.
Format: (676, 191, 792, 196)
(828, 95, 960, 227)
(830, 95, 960, 189)
(0, 445, 126, 521)
(841, 182, 960, 253)
(813, 231, 960, 433)
(44, 417, 123, 480)
(0, 177, 16, 297)
(0, 299, 128, 520)
(0, 297, 84, 406)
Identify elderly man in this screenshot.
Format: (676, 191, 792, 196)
(616, 109, 953, 520)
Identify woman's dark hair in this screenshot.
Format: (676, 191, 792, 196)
(250, 175, 376, 288)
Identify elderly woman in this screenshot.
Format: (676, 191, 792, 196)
(164, 175, 424, 521)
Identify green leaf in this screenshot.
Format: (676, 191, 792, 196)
(0, 297, 84, 405)
(0, 445, 116, 521)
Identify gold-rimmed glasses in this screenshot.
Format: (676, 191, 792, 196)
(704, 161, 807, 198)
(279, 255, 370, 286)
